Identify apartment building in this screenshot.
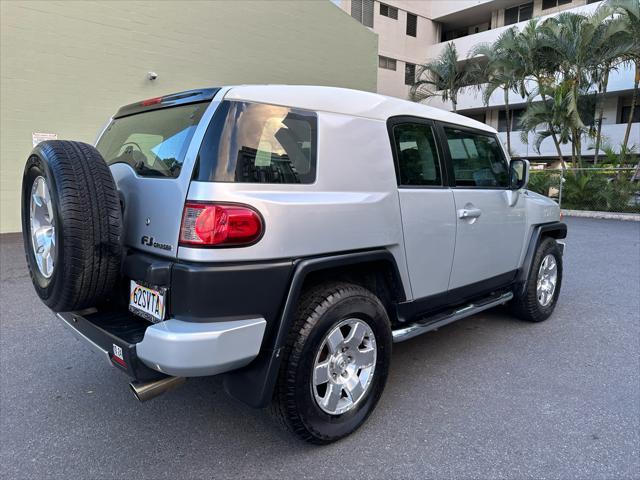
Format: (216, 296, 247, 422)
(336, 0, 639, 161)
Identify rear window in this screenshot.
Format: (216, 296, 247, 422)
(195, 101, 317, 184)
(96, 102, 208, 178)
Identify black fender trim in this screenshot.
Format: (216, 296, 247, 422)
(515, 221, 567, 298)
(223, 248, 404, 408)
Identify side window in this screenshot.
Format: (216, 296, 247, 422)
(444, 127, 509, 188)
(196, 101, 317, 184)
(392, 123, 442, 186)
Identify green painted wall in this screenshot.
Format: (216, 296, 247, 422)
(0, 0, 377, 233)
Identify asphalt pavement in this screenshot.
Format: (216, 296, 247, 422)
(1, 217, 639, 479)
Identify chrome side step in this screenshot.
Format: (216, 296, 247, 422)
(392, 291, 514, 343)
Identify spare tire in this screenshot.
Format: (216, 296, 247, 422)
(21, 140, 123, 312)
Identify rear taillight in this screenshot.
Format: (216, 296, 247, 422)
(179, 203, 263, 247)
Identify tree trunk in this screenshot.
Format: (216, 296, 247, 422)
(452, 98, 457, 113)
(540, 88, 564, 167)
(551, 133, 565, 169)
(575, 131, 583, 170)
(593, 68, 610, 165)
(622, 62, 639, 151)
(504, 88, 511, 155)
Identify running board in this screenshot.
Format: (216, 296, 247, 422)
(392, 291, 514, 343)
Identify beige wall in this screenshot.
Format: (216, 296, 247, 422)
(0, 0, 378, 233)
(376, 9, 436, 98)
(338, 0, 438, 98)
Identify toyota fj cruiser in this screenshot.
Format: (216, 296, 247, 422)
(22, 86, 566, 444)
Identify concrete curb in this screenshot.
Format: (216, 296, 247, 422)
(562, 209, 640, 222)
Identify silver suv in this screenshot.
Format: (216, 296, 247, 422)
(21, 85, 566, 443)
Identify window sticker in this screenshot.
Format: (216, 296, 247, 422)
(254, 117, 284, 167)
(254, 140, 273, 167)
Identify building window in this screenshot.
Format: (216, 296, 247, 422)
(504, 2, 533, 26)
(379, 56, 397, 70)
(380, 3, 398, 19)
(406, 13, 417, 37)
(351, 0, 374, 28)
(498, 108, 526, 132)
(619, 98, 640, 124)
(404, 63, 416, 85)
(542, 0, 572, 10)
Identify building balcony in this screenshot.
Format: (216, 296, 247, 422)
(424, 64, 637, 112)
(428, 1, 602, 60)
(499, 122, 640, 160)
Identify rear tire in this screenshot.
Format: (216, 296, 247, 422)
(511, 237, 563, 322)
(271, 281, 392, 444)
(21, 140, 123, 312)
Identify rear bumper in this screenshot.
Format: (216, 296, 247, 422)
(136, 317, 266, 376)
(57, 310, 266, 379)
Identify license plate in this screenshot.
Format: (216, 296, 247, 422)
(129, 281, 166, 323)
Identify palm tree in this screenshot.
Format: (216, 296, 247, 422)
(469, 28, 524, 153)
(519, 81, 575, 166)
(609, 0, 640, 153)
(410, 43, 472, 112)
(589, 3, 634, 163)
(539, 12, 598, 166)
(512, 19, 565, 164)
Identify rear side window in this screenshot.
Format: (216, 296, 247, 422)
(391, 123, 441, 186)
(444, 127, 509, 188)
(196, 101, 317, 184)
(97, 102, 208, 178)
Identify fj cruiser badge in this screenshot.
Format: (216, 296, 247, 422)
(141, 235, 173, 251)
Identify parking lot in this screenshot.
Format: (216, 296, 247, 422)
(1, 217, 638, 479)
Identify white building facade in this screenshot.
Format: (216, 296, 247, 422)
(336, 0, 639, 162)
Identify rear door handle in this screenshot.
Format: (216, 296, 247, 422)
(457, 207, 482, 219)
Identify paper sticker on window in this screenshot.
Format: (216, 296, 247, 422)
(254, 117, 286, 167)
(255, 141, 273, 167)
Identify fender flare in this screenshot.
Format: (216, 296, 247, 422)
(515, 221, 567, 298)
(223, 249, 404, 408)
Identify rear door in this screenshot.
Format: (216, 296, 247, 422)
(437, 123, 527, 290)
(96, 89, 223, 257)
(390, 117, 456, 300)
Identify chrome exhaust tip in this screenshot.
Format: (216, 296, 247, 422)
(129, 376, 185, 402)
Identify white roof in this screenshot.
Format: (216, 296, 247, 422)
(224, 85, 495, 134)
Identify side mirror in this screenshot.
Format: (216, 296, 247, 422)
(510, 159, 530, 190)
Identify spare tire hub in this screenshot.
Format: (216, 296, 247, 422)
(29, 176, 56, 278)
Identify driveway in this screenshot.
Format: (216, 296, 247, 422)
(1, 217, 638, 479)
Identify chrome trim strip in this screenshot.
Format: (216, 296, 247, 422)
(57, 313, 112, 366)
(392, 292, 514, 343)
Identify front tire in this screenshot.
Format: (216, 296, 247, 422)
(272, 282, 392, 444)
(511, 237, 563, 322)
